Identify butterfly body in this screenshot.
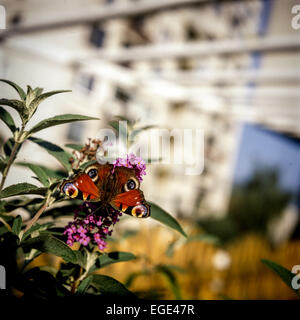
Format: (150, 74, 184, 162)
(61, 163, 150, 218)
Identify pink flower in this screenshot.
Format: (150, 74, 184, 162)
(67, 239, 74, 246)
(96, 218, 103, 226)
(94, 233, 101, 242)
(113, 153, 146, 181)
(79, 236, 90, 246)
(77, 226, 87, 235)
(63, 202, 122, 251)
(102, 227, 109, 234)
(73, 234, 80, 241)
(96, 238, 107, 250)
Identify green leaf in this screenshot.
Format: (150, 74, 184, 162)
(79, 160, 97, 170)
(161, 263, 186, 273)
(39, 202, 80, 219)
(25, 85, 36, 107)
(28, 90, 71, 114)
(3, 138, 18, 158)
(33, 87, 44, 96)
(261, 259, 300, 298)
(91, 274, 136, 297)
(22, 267, 70, 297)
(0, 106, 17, 133)
(18, 162, 50, 186)
(120, 229, 138, 240)
(22, 234, 77, 264)
(0, 183, 48, 199)
(0, 98, 27, 120)
(149, 202, 187, 237)
(155, 264, 182, 299)
(43, 167, 68, 179)
(0, 158, 7, 173)
(29, 137, 72, 171)
(89, 252, 136, 274)
(165, 240, 178, 257)
(27, 114, 99, 136)
(186, 234, 220, 245)
(98, 251, 136, 268)
(21, 222, 54, 241)
(65, 143, 84, 151)
(17, 162, 67, 180)
(109, 120, 120, 133)
(76, 275, 93, 295)
(12, 215, 22, 236)
(0, 197, 43, 214)
(0, 79, 26, 100)
(72, 250, 86, 269)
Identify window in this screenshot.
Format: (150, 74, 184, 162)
(89, 25, 106, 48)
(115, 87, 131, 103)
(75, 73, 95, 94)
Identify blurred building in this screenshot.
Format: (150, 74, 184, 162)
(0, 0, 299, 221)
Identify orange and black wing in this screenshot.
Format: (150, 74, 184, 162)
(110, 166, 151, 218)
(111, 189, 150, 218)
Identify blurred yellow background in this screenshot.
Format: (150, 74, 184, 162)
(30, 222, 300, 300)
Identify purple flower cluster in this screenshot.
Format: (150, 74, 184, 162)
(113, 153, 146, 181)
(64, 202, 122, 251)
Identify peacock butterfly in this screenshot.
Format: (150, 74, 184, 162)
(60, 163, 150, 218)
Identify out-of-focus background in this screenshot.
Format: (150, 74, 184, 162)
(1, 0, 300, 299)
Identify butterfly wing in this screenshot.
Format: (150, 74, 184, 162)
(61, 163, 112, 202)
(111, 189, 150, 218)
(109, 166, 151, 218)
(61, 162, 151, 218)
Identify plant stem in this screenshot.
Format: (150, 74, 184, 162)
(0, 124, 26, 191)
(71, 267, 83, 294)
(0, 217, 12, 232)
(24, 195, 51, 233)
(0, 140, 21, 191)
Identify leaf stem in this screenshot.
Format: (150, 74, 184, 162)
(0, 124, 26, 191)
(23, 194, 51, 233)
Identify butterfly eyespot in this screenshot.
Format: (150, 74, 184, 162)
(124, 177, 139, 192)
(86, 167, 98, 182)
(132, 204, 149, 218)
(62, 183, 79, 198)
